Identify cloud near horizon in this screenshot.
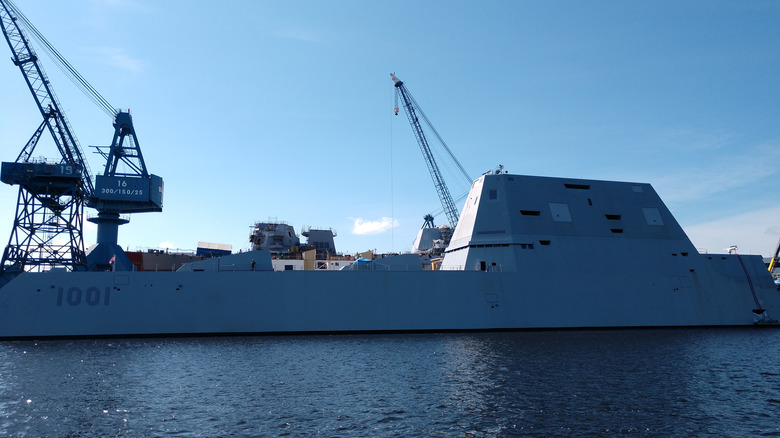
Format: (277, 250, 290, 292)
(87, 47, 144, 73)
(351, 217, 398, 235)
(684, 206, 780, 256)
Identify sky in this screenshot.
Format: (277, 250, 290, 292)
(0, 0, 778, 257)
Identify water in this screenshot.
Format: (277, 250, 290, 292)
(1, 328, 779, 437)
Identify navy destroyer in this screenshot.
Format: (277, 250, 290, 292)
(1, 169, 779, 338)
(0, 1, 778, 338)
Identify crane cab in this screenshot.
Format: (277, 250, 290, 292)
(93, 174, 163, 213)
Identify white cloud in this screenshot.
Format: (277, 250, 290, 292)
(648, 141, 780, 203)
(684, 206, 780, 256)
(107, 51, 143, 72)
(91, 0, 131, 7)
(648, 127, 735, 153)
(158, 241, 174, 249)
(89, 0, 151, 13)
(351, 217, 398, 235)
(87, 47, 144, 73)
(273, 28, 324, 44)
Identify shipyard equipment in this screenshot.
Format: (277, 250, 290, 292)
(0, 0, 162, 282)
(769, 236, 780, 274)
(391, 73, 470, 229)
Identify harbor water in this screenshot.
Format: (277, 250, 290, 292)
(1, 328, 779, 437)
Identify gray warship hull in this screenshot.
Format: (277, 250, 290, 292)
(1, 172, 778, 338)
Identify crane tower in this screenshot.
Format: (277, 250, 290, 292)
(0, 0, 162, 283)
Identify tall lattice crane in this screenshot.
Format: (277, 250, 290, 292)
(391, 73, 470, 229)
(0, 0, 91, 278)
(0, 0, 162, 282)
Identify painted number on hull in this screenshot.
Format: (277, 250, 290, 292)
(56, 287, 111, 306)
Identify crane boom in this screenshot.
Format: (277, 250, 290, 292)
(391, 73, 461, 228)
(0, 0, 93, 193)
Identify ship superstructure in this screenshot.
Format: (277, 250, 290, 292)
(249, 222, 301, 254)
(249, 221, 349, 271)
(411, 214, 452, 256)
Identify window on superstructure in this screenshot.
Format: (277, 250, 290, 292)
(605, 214, 622, 220)
(520, 210, 541, 216)
(489, 189, 497, 200)
(564, 183, 591, 190)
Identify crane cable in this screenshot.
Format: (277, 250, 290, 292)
(405, 90, 471, 185)
(7, 0, 118, 119)
(395, 86, 472, 198)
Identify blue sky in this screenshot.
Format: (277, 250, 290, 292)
(1, 0, 778, 256)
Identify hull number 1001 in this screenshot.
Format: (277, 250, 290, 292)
(56, 287, 111, 306)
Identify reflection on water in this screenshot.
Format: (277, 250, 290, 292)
(1, 329, 779, 436)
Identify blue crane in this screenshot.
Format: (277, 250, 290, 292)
(0, 0, 162, 281)
(391, 73, 470, 229)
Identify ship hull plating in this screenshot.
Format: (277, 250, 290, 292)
(1, 254, 777, 339)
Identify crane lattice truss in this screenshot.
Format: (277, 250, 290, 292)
(392, 73, 461, 228)
(0, 0, 90, 275)
(3, 178, 86, 272)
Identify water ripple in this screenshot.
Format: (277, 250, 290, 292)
(0, 329, 779, 436)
